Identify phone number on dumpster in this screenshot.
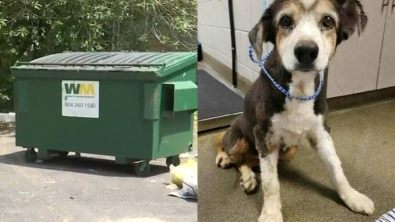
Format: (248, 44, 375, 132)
(64, 102, 96, 109)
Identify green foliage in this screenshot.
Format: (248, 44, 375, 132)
(0, 0, 197, 112)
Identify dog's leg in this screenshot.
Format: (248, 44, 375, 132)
(216, 151, 232, 169)
(309, 125, 374, 215)
(278, 145, 297, 164)
(228, 137, 259, 193)
(257, 148, 282, 222)
(238, 163, 258, 193)
(215, 132, 233, 169)
(254, 126, 283, 222)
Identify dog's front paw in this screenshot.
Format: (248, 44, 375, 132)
(340, 189, 374, 215)
(257, 211, 283, 222)
(240, 171, 258, 193)
(215, 152, 232, 169)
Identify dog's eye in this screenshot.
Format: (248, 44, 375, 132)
(322, 16, 334, 29)
(280, 16, 293, 29)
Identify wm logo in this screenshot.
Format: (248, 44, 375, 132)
(64, 83, 95, 95)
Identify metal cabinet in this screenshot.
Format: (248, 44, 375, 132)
(327, 0, 387, 98)
(327, 0, 395, 97)
(377, 0, 395, 89)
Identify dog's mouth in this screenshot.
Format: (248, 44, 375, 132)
(294, 64, 318, 73)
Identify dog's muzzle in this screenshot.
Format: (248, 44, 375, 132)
(294, 40, 319, 70)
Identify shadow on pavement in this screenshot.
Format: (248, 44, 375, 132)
(0, 128, 15, 136)
(0, 150, 169, 178)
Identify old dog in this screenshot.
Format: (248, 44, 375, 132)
(215, 0, 372, 221)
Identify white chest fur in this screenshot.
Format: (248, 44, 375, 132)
(273, 99, 317, 133)
(271, 72, 320, 147)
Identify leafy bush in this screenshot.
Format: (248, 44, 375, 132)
(0, 0, 197, 112)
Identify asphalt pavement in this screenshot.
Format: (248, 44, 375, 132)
(0, 123, 197, 222)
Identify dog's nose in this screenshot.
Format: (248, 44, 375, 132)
(294, 41, 319, 65)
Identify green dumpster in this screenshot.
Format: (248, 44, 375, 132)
(11, 51, 197, 176)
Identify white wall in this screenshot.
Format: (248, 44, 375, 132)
(198, 0, 274, 83)
(198, 0, 392, 100)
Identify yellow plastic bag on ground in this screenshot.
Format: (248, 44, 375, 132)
(168, 158, 198, 200)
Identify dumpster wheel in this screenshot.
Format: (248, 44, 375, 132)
(166, 156, 181, 168)
(49, 150, 69, 159)
(25, 148, 37, 163)
(134, 160, 151, 176)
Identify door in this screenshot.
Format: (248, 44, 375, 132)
(377, 0, 395, 89)
(327, 0, 387, 98)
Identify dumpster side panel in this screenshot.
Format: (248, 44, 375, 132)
(14, 73, 154, 159)
(155, 111, 194, 159)
(152, 64, 197, 159)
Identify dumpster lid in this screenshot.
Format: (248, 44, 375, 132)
(12, 51, 197, 75)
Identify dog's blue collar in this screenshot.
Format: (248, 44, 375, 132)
(249, 46, 323, 102)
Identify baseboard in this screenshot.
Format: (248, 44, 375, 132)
(198, 112, 241, 133)
(327, 87, 395, 111)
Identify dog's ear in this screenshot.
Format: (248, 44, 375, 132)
(336, 0, 368, 41)
(249, 8, 275, 59)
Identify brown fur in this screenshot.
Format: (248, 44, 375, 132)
(215, 131, 225, 153)
(279, 145, 298, 163)
(215, 131, 260, 169)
